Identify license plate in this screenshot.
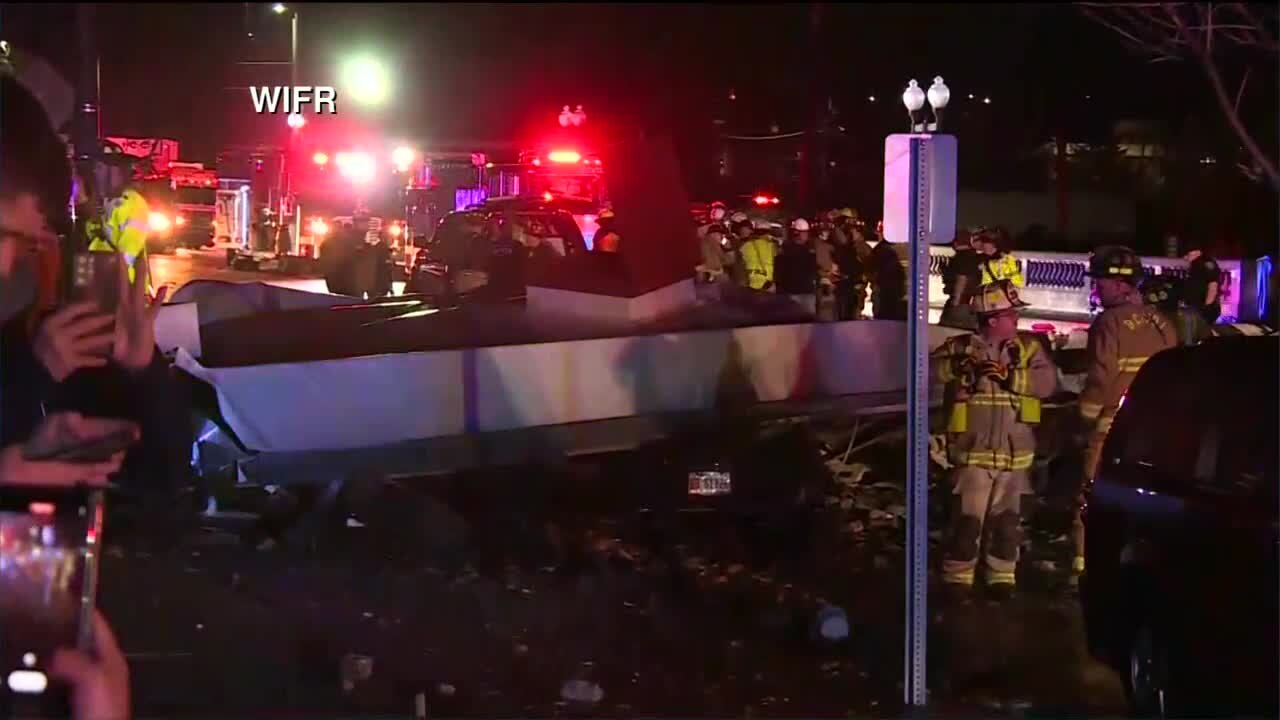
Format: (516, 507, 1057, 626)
(688, 470, 732, 497)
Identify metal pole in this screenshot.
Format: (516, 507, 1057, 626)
(74, 3, 101, 203)
(903, 135, 931, 709)
(284, 10, 299, 255)
(290, 12, 298, 88)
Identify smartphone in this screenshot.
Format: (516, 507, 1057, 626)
(23, 429, 137, 465)
(68, 252, 121, 314)
(0, 486, 104, 702)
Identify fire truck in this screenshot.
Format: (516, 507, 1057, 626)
(137, 162, 219, 253)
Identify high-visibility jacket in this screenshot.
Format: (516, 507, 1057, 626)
(931, 331, 1059, 471)
(88, 189, 150, 283)
(979, 252, 1024, 288)
(1078, 301, 1178, 441)
(739, 235, 777, 290)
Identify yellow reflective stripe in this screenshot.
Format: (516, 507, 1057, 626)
(1009, 368, 1028, 395)
(943, 568, 975, 585)
(937, 361, 955, 383)
(986, 570, 1016, 586)
(960, 451, 1036, 471)
(1071, 556, 1086, 573)
(1079, 401, 1103, 420)
(1096, 416, 1114, 434)
(1117, 356, 1150, 373)
(966, 397, 1019, 408)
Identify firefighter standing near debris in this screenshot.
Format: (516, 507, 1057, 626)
(1073, 246, 1178, 583)
(739, 219, 777, 292)
(932, 280, 1058, 593)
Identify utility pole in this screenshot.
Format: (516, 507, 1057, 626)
(74, 3, 101, 206)
(798, 2, 826, 214)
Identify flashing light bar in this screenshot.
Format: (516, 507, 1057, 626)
(753, 195, 780, 206)
(548, 150, 582, 164)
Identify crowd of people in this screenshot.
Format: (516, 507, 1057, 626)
(695, 203, 910, 320)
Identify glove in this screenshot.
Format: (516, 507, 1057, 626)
(979, 360, 1010, 385)
(949, 355, 975, 379)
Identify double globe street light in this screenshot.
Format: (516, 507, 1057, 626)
(902, 76, 950, 133)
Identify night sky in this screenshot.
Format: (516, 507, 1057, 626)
(4, 3, 1241, 155)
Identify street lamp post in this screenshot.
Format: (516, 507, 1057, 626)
(274, 3, 301, 254)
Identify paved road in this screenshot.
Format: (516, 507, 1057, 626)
(148, 248, 333, 294)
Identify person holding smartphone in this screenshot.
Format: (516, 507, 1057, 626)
(1, 73, 191, 516)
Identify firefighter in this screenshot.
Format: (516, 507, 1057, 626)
(775, 218, 819, 313)
(1142, 275, 1211, 346)
(697, 223, 731, 284)
(828, 222, 865, 320)
(697, 202, 728, 241)
(738, 219, 777, 291)
(973, 226, 1025, 288)
(1074, 246, 1178, 582)
(594, 208, 620, 253)
(932, 280, 1058, 595)
(86, 157, 152, 287)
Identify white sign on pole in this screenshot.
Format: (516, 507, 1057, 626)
(882, 132, 958, 710)
(882, 134, 958, 245)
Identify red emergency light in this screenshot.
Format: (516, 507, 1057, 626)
(753, 194, 780, 206)
(547, 150, 581, 164)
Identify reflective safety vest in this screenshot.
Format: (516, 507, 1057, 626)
(740, 236, 777, 290)
(932, 332, 1058, 472)
(88, 189, 150, 283)
(939, 335, 1044, 433)
(979, 252, 1024, 288)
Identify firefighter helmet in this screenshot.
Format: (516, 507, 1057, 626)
(709, 200, 727, 210)
(838, 207, 857, 219)
(598, 208, 615, 221)
(1087, 245, 1143, 283)
(791, 218, 811, 232)
(729, 211, 749, 224)
(972, 279, 1030, 315)
(752, 218, 773, 231)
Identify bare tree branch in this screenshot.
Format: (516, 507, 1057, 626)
(1078, 1, 1280, 190)
(1233, 66, 1251, 114)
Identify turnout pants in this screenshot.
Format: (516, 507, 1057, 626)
(1071, 427, 1109, 576)
(943, 466, 1028, 587)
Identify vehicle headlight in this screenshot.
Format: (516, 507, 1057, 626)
(309, 218, 330, 237)
(148, 212, 172, 232)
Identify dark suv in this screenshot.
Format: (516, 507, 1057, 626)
(406, 206, 586, 299)
(1081, 336, 1277, 718)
